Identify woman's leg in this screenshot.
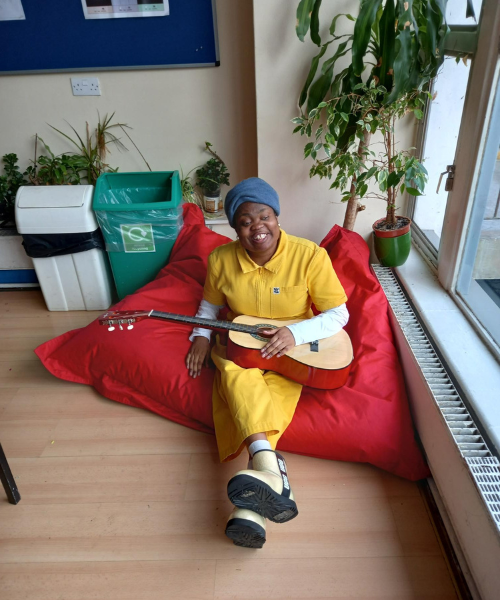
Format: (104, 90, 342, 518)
(245, 432, 267, 445)
(211, 339, 301, 546)
(211, 339, 302, 462)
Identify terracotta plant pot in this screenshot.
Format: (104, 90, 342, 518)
(372, 216, 412, 267)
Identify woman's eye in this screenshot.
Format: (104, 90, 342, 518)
(262, 216, 269, 221)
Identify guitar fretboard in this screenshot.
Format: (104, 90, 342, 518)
(150, 310, 262, 335)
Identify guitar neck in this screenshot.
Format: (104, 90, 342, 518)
(149, 310, 259, 335)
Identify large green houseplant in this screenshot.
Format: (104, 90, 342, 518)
(294, 0, 450, 247)
(295, 81, 429, 265)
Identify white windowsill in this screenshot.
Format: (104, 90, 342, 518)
(395, 247, 500, 454)
(203, 211, 228, 225)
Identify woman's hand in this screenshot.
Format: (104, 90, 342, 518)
(186, 336, 211, 378)
(260, 327, 296, 359)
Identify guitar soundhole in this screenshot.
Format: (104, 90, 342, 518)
(252, 324, 278, 342)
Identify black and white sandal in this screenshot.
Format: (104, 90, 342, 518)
(227, 450, 298, 523)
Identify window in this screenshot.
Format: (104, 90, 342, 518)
(408, 0, 500, 353)
(409, 1, 483, 258)
(412, 58, 471, 250)
(456, 73, 500, 346)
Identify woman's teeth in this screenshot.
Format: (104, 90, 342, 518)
(253, 233, 267, 241)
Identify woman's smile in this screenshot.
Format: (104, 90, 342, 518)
(251, 231, 269, 243)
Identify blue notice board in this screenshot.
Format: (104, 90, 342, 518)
(0, 0, 219, 74)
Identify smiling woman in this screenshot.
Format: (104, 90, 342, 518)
(185, 177, 350, 548)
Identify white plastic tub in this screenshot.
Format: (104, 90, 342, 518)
(15, 185, 114, 311)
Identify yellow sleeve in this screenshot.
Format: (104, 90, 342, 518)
(203, 252, 226, 306)
(307, 247, 347, 311)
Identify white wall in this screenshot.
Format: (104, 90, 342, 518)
(1, 0, 417, 247)
(0, 0, 257, 195)
(253, 0, 415, 244)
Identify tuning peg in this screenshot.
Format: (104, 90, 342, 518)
(108, 326, 115, 332)
(127, 324, 134, 330)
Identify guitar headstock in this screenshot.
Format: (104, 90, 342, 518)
(99, 310, 150, 331)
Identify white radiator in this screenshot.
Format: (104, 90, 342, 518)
(374, 265, 500, 600)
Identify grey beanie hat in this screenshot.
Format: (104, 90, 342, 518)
(224, 177, 280, 227)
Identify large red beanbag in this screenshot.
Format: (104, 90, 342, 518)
(36, 203, 429, 480)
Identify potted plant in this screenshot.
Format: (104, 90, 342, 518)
(293, 0, 450, 233)
(295, 81, 428, 266)
(180, 166, 203, 207)
(0, 153, 29, 228)
(23, 136, 88, 187)
(47, 112, 149, 185)
(196, 142, 230, 213)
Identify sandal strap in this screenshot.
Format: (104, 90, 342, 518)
(253, 449, 291, 499)
(275, 452, 291, 499)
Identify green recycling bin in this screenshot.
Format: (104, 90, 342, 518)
(93, 171, 183, 299)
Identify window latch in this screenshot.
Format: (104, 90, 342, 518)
(436, 165, 456, 193)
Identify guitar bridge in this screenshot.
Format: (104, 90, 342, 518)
(309, 340, 319, 352)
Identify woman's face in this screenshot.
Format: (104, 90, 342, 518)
(234, 202, 280, 262)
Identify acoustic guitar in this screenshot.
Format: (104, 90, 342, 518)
(99, 310, 353, 390)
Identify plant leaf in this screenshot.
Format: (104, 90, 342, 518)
(385, 27, 412, 103)
(310, 0, 322, 45)
(321, 40, 349, 75)
(298, 41, 331, 107)
(329, 13, 353, 35)
(359, 183, 368, 197)
(375, 0, 396, 91)
(330, 67, 349, 99)
(352, 0, 383, 77)
(466, 0, 476, 20)
(296, 0, 316, 42)
(387, 170, 402, 187)
(406, 186, 422, 196)
(307, 41, 349, 112)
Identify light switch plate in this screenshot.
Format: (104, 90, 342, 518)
(71, 77, 101, 96)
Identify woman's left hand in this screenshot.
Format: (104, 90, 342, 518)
(260, 327, 296, 359)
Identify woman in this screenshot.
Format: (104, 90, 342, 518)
(186, 177, 349, 548)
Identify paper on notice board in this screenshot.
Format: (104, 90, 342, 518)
(0, 0, 26, 21)
(82, 1, 169, 20)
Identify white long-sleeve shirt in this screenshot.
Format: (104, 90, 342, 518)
(189, 299, 349, 345)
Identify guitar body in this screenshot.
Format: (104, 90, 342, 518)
(227, 316, 353, 390)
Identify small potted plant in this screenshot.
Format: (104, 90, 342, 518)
(196, 142, 230, 213)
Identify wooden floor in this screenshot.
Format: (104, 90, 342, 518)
(0, 290, 459, 599)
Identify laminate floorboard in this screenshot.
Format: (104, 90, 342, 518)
(0, 291, 458, 599)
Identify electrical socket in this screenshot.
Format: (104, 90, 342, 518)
(71, 77, 101, 96)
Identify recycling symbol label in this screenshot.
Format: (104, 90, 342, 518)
(120, 224, 155, 253)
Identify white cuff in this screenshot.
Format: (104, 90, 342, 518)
(189, 299, 225, 342)
(286, 304, 349, 346)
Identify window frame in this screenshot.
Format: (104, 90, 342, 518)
(407, 0, 500, 355)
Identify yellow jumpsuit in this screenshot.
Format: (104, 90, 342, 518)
(203, 230, 347, 462)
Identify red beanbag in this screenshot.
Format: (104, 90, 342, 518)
(36, 203, 429, 480)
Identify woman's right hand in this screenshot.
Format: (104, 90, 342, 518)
(186, 336, 211, 378)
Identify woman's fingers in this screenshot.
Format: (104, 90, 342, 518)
(262, 337, 288, 359)
(264, 342, 288, 359)
(261, 327, 296, 359)
(186, 349, 206, 378)
(194, 352, 204, 377)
